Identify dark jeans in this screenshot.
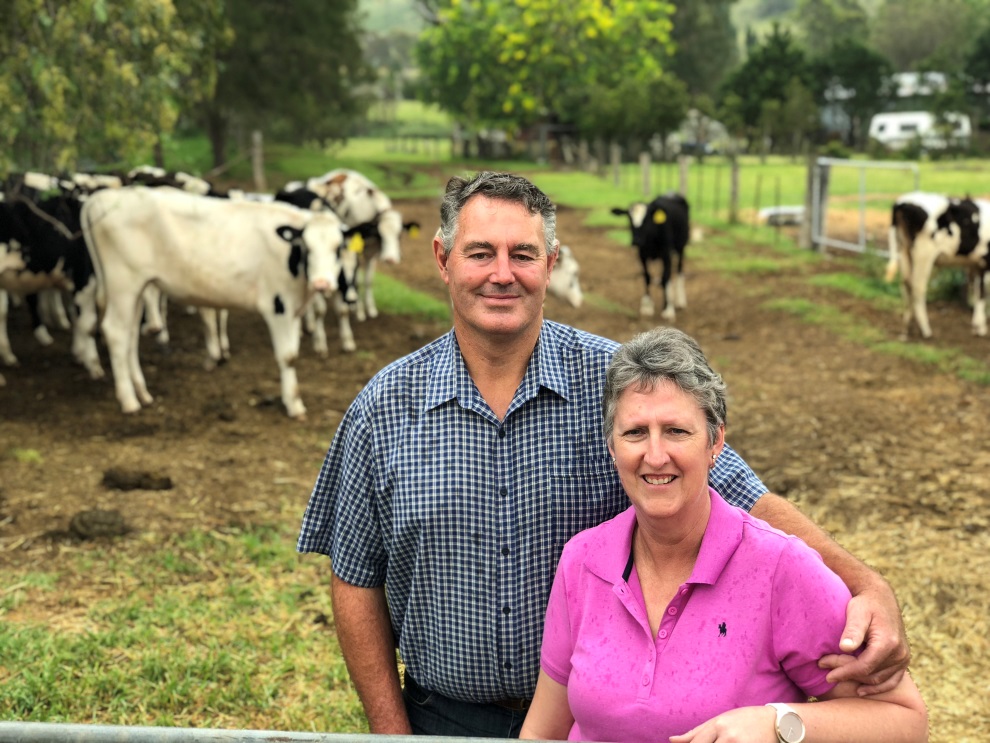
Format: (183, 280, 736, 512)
(403, 674, 528, 738)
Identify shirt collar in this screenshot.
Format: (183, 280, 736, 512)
(584, 488, 744, 587)
(422, 321, 571, 413)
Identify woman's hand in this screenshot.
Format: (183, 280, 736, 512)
(669, 706, 776, 743)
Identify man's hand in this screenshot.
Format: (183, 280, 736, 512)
(818, 584, 910, 695)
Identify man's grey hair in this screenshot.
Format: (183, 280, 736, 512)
(603, 327, 727, 446)
(437, 171, 558, 257)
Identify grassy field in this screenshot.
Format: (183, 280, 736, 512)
(4, 139, 990, 733)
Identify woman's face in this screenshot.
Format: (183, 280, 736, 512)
(608, 380, 724, 523)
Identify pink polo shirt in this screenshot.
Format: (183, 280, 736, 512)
(540, 489, 850, 743)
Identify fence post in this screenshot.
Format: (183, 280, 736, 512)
(639, 152, 651, 197)
(799, 153, 815, 250)
(251, 130, 266, 192)
(678, 155, 688, 196)
(611, 143, 622, 187)
(729, 156, 739, 224)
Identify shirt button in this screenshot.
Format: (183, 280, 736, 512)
(658, 629, 668, 639)
(641, 674, 650, 685)
(501, 547, 510, 556)
(498, 428, 506, 438)
(680, 587, 689, 596)
(499, 487, 508, 496)
(667, 606, 677, 616)
(502, 606, 511, 615)
(504, 662, 512, 670)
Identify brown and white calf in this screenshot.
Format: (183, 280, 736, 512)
(81, 186, 346, 418)
(885, 191, 988, 338)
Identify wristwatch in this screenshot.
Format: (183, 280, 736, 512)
(766, 703, 806, 743)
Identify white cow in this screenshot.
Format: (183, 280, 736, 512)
(548, 244, 583, 308)
(885, 191, 988, 338)
(81, 187, 346, 418)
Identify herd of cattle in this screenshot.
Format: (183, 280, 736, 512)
(1, 170, 985, 418)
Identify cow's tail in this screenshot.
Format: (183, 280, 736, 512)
(79, 198, 107, 313)
(885, 206, 902, 283)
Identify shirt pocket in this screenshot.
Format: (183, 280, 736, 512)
(548, 456, 625, 563)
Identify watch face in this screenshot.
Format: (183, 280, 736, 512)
(779, 710, 805, 743)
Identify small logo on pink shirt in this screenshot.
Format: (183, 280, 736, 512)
(718, 622, 727, 637)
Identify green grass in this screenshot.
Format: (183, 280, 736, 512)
(0, 520, 366, 731)
(373, 273, 451, 322)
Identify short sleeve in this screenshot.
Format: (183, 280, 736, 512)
(771, 538, 852, 697)
(296, 394, 387, 586)
(709, 443, 767, 511)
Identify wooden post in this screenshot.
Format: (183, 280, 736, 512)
(639, 152, 651, 197)
(251, 130, 266, 192)
(678, 155, 688, 196)
(610, 143, 622, 187)
(729, 156, 740, 225)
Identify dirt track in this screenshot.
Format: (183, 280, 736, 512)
(1, 180, 988, 740)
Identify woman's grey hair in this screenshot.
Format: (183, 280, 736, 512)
(603, 327, 727, 446)
(438, 171, 558, 257)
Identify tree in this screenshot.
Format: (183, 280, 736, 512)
(871, 0, 980, 72)
(964, 26, 990, 129)
(719, 23, 812, 151)
(792, 0, 869, 58)
(202, 0, 374, 169)
(0, 0, 224, 173)
(414, 0, 676, 139)
(810, 39, 894, 148)
(667, 1, 738, 97)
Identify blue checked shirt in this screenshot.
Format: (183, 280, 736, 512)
(297, 320, 767, 703)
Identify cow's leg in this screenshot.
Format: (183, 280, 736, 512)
(659, 256, 676, 320)
(218, 309, 230, 360)
(41, 289, 71, 330)
(897, 248, 915, 339)
(362, 257, 379, 320)
(199, 308, 223, 370)
(972, 269, 988, 337)
(102, 288, 148, 413)
(674, 251, 687, 309)
(26, 293, 55, 347)
(140, 285, 165, 339)
(639, 259, 654, 317)
(334, 292, 357, 352)
(71, 280, 105, 380)
(909, 257, 938, 339)
(307, 293, 329, 357)
(262, 310, 306, 418)
(0, 289, 18, 366)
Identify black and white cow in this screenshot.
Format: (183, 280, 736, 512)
(610, 194, 690, 319)
(81, 186, 347, 418)
(0, 193, 103, 379)
(282, 169, 420, 322)
(885, 191, 988, 339)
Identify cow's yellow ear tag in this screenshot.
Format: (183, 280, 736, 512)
(409, 225, 420, 238)
(653, 209, 667, 224)
(349, 233, 365, 254)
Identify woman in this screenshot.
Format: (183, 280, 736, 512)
(520, 327, 927, 743)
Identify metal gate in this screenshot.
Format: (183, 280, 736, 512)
(810, 157, 920, 255)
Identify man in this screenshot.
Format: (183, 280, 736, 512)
(297, 172, 909, 737)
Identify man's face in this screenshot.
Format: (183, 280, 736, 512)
(434, 195, 557, 340)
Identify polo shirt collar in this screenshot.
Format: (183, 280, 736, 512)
(583, 488, 744, 588)
(423, 322, 571, 413)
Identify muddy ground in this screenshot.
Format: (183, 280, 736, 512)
(1, 174, 988, 740)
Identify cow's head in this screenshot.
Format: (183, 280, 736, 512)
(944, 198, 981, 254)
(375, 208, 419, 265)
(547, 244, 583, 308)
(276, 212, 343, 295)
(611, 203, 651, 248)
